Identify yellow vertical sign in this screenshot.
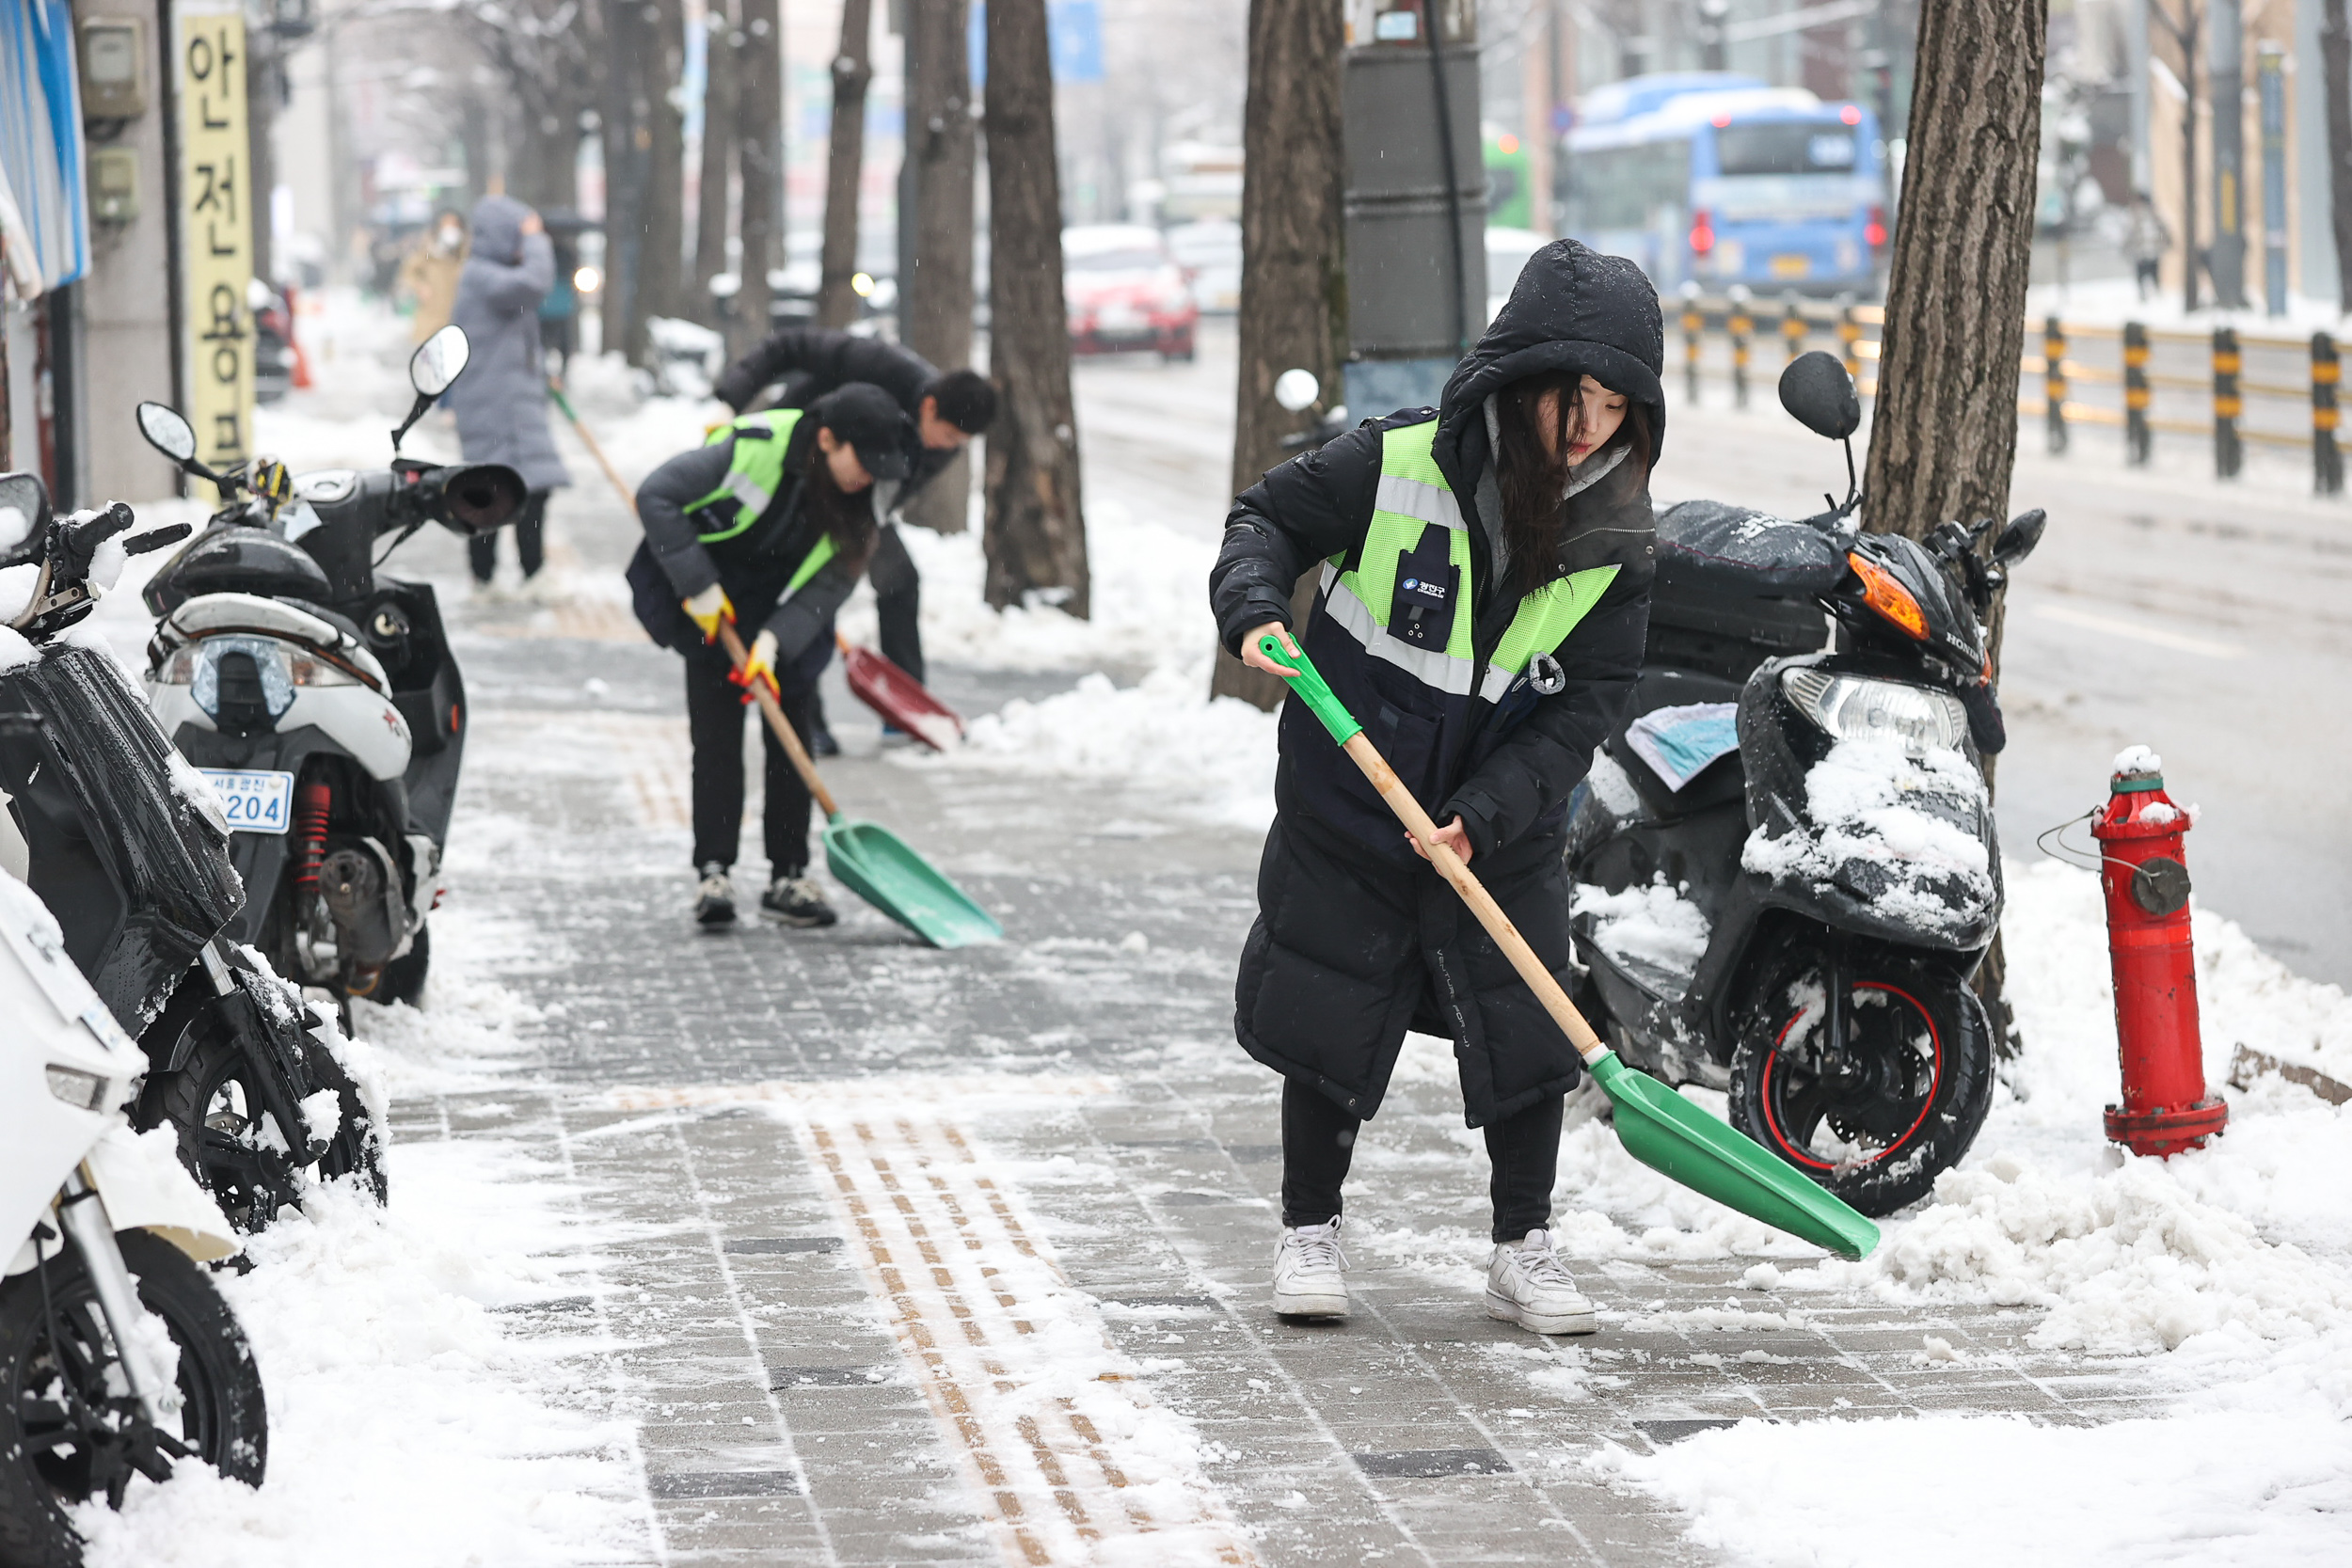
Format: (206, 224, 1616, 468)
(178, 3, 253, 476)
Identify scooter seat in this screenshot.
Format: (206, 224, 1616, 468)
(1655, 499, 1851, 599)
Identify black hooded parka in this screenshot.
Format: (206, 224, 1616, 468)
(1210, 239, 1665, 1128)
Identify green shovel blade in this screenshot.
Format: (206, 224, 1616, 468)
(821, 816, 1003, 949)
(1589, 1052, 1880, 1259)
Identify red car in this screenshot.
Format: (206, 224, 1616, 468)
(1063, 225, 1199, 361)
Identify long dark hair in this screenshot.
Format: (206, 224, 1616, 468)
(1492, 372, 1653, 599)
(802, 441, 879, 574)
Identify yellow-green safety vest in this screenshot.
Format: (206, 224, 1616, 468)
(688, 407, 836, 594)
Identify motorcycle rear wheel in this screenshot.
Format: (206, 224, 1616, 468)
(1728, 949, 1993, 1217)
(0, 1230, 268, 1567)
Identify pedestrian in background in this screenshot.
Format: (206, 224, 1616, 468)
(2124, 192, 2169, 303)
(397, 210, 468, 343)
(445, 195, 570, 590)
(1210, 239, 1662, 1337)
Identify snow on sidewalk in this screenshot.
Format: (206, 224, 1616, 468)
(77, 933, 657, 1568)
(1586, 863, 2352, 1567)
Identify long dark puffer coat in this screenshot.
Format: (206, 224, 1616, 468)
(1210, 239, 1664, 1127)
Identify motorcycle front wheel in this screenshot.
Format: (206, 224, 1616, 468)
(0, 1230, 268, 1566)
(143, 1013, 387, 1232)
(1727, 948, 1994, 1217)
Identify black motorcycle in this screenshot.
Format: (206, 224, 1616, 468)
(0, 474, 388, 1232)
(134, 325, 522, 1010)
(1564, 352, 2044, 1216)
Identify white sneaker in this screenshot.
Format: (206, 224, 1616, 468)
(1272, 1218, 1349, 1319)
(1486, 1228, 1597, 1335)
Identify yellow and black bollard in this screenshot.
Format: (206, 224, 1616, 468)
(2123, 321, 2152, 466)
(1682, 293, 1705, 405)
(2316, 332, 2344, 497)
(2213, 326, 2243, 479)
(1782, 297, 1806, 366)
(2044, 316, 2068, 455)
(1837, 304, 1863, 388)
(1729, 288, 1753, 409)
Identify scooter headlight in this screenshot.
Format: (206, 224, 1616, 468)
(172, 634, 358, 721)
(1782, 668, 1968, 754)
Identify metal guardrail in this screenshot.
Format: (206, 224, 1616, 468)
(1674, 293, 2345, 497)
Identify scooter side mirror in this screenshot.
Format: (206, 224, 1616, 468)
(0, 472, 49, 567)
(1993, 507, 2046, 566)
(408, 325, 471, 398)
(1778, 351, 1861, 442)
(136, 403, 200, 465)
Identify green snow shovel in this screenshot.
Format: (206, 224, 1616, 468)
(1256, 631, 1879, 1260)
(720, 624, 1001, 948)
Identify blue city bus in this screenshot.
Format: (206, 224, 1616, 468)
(1558, 73, 1888, 296)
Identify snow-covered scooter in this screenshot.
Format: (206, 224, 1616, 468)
(1563, 353, 2044, 1216)
(135, 325, 523, 1009)
(0, 868, 265, 1566)
(0, 473, 383, 1232)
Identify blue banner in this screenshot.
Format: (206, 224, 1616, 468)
(0, 0, 88, 293)
(968, 1, 1106, 88)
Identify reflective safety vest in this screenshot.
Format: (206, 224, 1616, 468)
(1314, 418, 1619, 709)
(687, 407, 835, 593)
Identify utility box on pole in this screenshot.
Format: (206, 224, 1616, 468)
(1342, 0, 1484, 417)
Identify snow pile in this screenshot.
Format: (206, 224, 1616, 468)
(1742, 736, 1994, 929)
(78, 1158, 648, 1568)
(923, 661, 1278, 829)
(1592, 858, 2352, 1565)
(1572, 877, 1712, 977)
(1591, 1402, 2352, 1568)
(1822, 1151, 2352, 1354)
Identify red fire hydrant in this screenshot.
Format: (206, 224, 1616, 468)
(2094, 748, 2227, 1156)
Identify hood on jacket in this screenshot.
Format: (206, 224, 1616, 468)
(469, 196, 532, 265)
(1436, 238, 1666, 467)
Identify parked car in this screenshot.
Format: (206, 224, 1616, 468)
(1166, 218, 1241, 313)
(1062, 224, 1198, 361)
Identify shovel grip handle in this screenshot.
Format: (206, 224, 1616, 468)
(1258, 635, 1606, 1067)
(719, 622, 840, 818)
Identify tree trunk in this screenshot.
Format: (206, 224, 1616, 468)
(1209, 0, 1348, 710)
(1863, 0, 2045, 1055)
(693, 0, 738, 326)
(983, 0, 1089, 618)
(901, 0, 977, 534)
(247, 39, 276, 285)
(736, 0, 783, 350)
(817, 0, 874, 329)
(599, 0, 644, 360)
(638, 0, 689, 340)
(2326, 0, 2352, 312)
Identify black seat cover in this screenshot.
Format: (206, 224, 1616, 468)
(1655, 499, 1849, 599)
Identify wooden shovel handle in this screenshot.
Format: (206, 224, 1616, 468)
(1338, 733, 1608, 1066)
(718, 621, 840, 819)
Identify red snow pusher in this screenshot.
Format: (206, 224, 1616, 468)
(835, 634, 964, 752)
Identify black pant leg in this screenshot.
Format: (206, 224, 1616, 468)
(684, 650, 747, 869)
(870, 523, 925, 685)
(1484, 1092, 1564, 1243)
(516, 491, 548, 578)
(760, 683, 818, 877)
(468, 530, 497, 583)
(1279, 1079, 1362, 1229)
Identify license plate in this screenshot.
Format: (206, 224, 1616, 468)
(199, 769, 295, 834)
(1771, 254, 1813, 278)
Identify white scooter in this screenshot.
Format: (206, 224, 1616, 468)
(0, 870, 265, 1565)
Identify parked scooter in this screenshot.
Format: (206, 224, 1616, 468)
(0, 473, 384, 1232)
(135, 325, 523, 1011)
(1564, 352, 2044, 1216)
(0, 865, 266, 1566)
